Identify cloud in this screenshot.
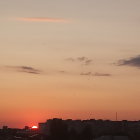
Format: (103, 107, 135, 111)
(77, 57, 87, 61)
(65, 58, 75, 62)
(65, 56, 93, 65)
(57, 70, 70, 74)
(5, 66, 41, 74)
(118, 55, 140, 68)
(16, 17, 69, 23)
(80, 72, 92, 76)
(80, 72, 111, 77)
(93, 72, 111, 76)
(58, 70, 66, 73)
(84, 59, 93, 65)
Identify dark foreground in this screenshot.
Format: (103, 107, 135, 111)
(1, 118, 140, 140)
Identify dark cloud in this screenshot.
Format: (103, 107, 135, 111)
(58, 70, 66, 73)
(5, 66, 41, 74)
(93, 72, 111, 76)
(80, 72, 111, 77)
(80, 72, 92, 76)
(118, 55, 140, 68)
(77, 57, 87, 61)
(66, 56, 93, 65)
(84, 59, 93, 65)
(77, 57, 92, 65)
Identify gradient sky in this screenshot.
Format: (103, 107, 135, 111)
(0, 0, 140, 128)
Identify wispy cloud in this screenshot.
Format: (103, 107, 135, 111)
(93, 72, 111, 76)
(80, 72, 92, 76)
(84, 59, 93, 65)
(65, 58, 75, 62)
(65, 56, 93, 65)
(77, 57, 87, 61)
(80, 72, 111, 77)
(117, 55, 140, 68)
(5, 66, 41, 74)
(16, 17, 69, 23)
(77, 57, 93, 65)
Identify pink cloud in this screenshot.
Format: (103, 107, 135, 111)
(16, 17, 69, 23)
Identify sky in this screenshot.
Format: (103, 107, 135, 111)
(0, 0, 140, 128)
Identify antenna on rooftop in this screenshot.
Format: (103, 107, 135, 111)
(116, 112, 118, 121)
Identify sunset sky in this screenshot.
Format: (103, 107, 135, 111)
(0, 0, 140, 128)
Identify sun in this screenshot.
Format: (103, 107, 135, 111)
(32, 126, 38, 129)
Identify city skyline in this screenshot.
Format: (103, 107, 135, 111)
(0, 0, 140, 128)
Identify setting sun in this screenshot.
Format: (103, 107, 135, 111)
(32, 126, 38, 129)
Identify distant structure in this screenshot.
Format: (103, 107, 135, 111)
(1, 119, 140, 139)
(2, 126, 8, 130)
(116, 112, 118, 121)
(38, 118, 140, 139)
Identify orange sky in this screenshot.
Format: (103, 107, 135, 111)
(0, 0, 140, 128)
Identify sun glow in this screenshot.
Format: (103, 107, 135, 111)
(32, 126, 38, 129)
